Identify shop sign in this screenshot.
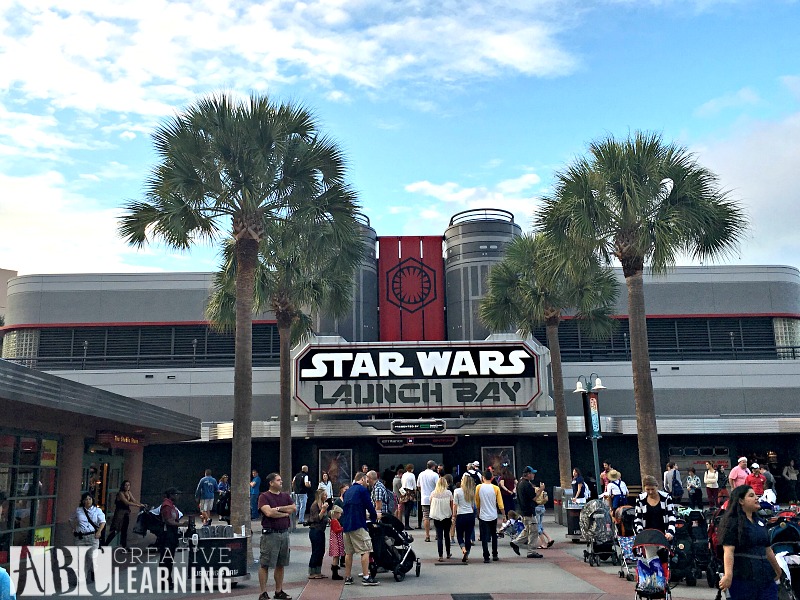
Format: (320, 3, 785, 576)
(377, 435, 458, 448)
(34, 527, 52, 547)
(96, 431, 143, 450)
(390, 419, 446, 433)
(41, 439, 58, 467)
(294, 338, 544, 413)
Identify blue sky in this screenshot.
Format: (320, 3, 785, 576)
(1, 0, 799, 275)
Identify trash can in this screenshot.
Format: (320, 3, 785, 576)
(565, 494, 585, 542)
(188, 526, 250, 586)
(553, 487, 565, 525)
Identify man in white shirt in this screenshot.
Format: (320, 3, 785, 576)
(400, 464, 417, 529)
(72, 492, 106, 583)
(475, 471, 504, 563)
(417, 460, 440, 542)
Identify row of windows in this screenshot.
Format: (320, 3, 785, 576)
(1, 317, 798, 370)
(2, 323, 281, 369)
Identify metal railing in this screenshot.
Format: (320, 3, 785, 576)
(449, 208, 515, 226)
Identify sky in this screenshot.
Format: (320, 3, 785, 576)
(0, 0, 799, 276)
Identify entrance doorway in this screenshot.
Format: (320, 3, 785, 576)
(82, 454, 125, 515)
(379, 453, 443, 483)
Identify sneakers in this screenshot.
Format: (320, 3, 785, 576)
(527, 551, 544, 559)
(492, 555, 499, 562)
(274, 592, 292, 600)
(258, 593, 270, 600)
(344, 577, 354, 585)
(361, 576, 380, 586)
(510, 541, 521, 556)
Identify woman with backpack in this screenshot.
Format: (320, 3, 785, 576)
(605, 470, 629, 510)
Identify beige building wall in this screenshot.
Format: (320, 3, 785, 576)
(0, 268, 17, 316)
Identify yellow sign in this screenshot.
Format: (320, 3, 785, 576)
(34, 527, 52, 546)
(41, 439, 58, 467)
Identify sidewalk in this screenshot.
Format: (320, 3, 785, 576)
(46, 514, 721, 600)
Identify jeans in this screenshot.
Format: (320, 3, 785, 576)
(478, 518, 498, 560)
(455, 513, 474, 556)
(250, 494, 259, 519)
(308, 527, 326, 572)
(728, 578, 778, 600)
(296, 493, 308, 524)
(433, 517, 452, 557)
(535, 505, 546, 534)
(403, 501, 415, 529)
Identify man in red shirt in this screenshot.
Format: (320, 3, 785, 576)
(257, 473, 296, 600)
(745, 462, 766, 497)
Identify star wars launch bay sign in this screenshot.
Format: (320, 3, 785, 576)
(293, 335, 548, 414)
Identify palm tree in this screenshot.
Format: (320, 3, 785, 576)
(119, 93, 358, 539)
(537, 131, 748, 480)
(206, 211, 364, 490)
(479, 233, 618, 488)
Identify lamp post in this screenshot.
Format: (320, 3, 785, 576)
(573, 374, 606, 498)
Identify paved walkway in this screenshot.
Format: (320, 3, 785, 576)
(33, 514, 722, 599)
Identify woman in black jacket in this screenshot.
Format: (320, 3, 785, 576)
(307, 489, 330, 579)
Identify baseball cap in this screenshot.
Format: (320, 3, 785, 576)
(523, 466, 537, 474)
(738, 456, 747, 463)
(472, 461, 480, 467)
(751, 463, 760, 470)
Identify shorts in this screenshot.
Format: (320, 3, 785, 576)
(422, 504, 431, 520)
(259, 530, 290, 568)
(343, 528, 373, 556)
(199, 498, 214, 512)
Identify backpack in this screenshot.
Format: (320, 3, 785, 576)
(610, 480, 628, 509)
(671, 471, 684, 499)
(383, 484, 397, 514)
(293, 472, 306, 494)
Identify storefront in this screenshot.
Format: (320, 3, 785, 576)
(0, 359, 200, 566)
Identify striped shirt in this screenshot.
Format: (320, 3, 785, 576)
(633, 490, 676, 537)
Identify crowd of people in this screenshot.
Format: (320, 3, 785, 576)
(583, 455, 794, 600)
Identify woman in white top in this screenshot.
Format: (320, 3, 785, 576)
(429, 476, 454, 561)
(704, 461, 719, 507)
(453, 474, 476, 563)
(318, 471, 333, 498)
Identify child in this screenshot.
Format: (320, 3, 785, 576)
(498, 510, 524, 539)
(328, 505, 344, 580)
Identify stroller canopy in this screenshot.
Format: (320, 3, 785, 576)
(580, 499, 614, 543)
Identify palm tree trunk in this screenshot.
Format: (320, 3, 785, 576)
(625, 269, 661, 481)
(546, 319, 572, 488)
(278, 321, 292, 492)
(231, 238, 257, 542)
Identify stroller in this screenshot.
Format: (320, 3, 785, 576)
(132, 505, 162, 538)
(580, 499, 617, 567)
(670, 517, 698, 586)
(687, 509, 710, 579)
(706, 505, 726, 589)
(614, 505, 636, 581)
(771, 519, 800, 599)
(367, 514, 420, 582)
(633, 529, 673, 599)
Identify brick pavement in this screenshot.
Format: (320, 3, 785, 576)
(34, 513, 720, 600)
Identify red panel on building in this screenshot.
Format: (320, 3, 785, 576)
(378, 236, 446, 341)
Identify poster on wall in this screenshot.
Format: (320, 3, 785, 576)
(481, 446, 516, 480)
(318, 449, 352, 496)
(40, 439, 58, 467)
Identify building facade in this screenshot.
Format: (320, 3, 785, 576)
(2, 209, 800, 500)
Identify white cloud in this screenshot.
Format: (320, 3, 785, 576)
(0, 171, 154, 275)
(694, 111, 800, 266)
(781, 75, 800, 100)
(119, 131, 136, 140)
(694, 87, 760, 117)
(404, 172, 543, 232)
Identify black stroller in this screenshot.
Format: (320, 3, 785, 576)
(216, 490, 231, 523)
(686, 509, 709, 580)
(132, 505, 162, 538)
(580, 499, 617, 566)
(670, 517, 698, 586)
(367, 514, 420, 582)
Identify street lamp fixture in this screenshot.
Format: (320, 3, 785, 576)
(573, 373, 606, 498)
